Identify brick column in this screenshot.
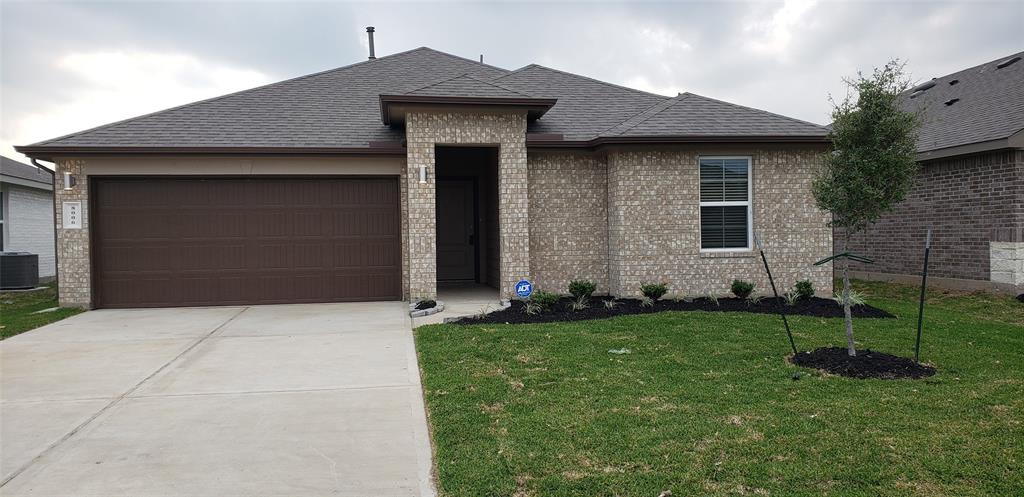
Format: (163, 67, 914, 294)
(53, 158, 91, 308)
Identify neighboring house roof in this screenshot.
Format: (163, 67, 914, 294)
(900, 51, 1024, 159)
(17, 47, 829, 157)
(1, 156, 54, 190)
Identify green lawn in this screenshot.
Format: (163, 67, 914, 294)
(415, 280, 1023, 496)
(0, 284, 82, 340)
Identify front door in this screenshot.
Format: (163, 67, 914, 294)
(436, 179, 476, 281)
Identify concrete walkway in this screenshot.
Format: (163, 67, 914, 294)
(412, 285, 504, 327)
(0, 302, 435, 497)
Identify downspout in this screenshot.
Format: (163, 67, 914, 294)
(32, 158, 60, 293)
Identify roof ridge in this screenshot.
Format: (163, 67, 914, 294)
(601, 93, 693, 136)
(28, 47, 507, 147)
(681, 92, 829, 130)
(492, 63, 671, 100)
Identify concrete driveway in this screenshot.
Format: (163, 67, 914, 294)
(0, 302, 435, 496)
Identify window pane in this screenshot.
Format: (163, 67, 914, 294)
(699, 159, 725, 202)
(701, 205, 749, 249)
(700, 158, 748, 202)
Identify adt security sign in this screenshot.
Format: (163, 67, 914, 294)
(515, 280, 533, 298)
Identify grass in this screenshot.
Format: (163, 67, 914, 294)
(415, 280, 1023, 496)
(0, 283, 82, 340)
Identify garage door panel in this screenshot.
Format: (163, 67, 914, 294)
(93, 177, 402, 308)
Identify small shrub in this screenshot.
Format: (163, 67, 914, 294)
(795, 280, 815, 300)
(524, 301, 543, 315)
(603, 299, 619, 310)
(569, 295, 589, 311)
(731, 280, 755, 299)
(640, 282, 668, 301)
(783, 291, 800, 306)
(568, 280, 597, 300)
(747, 294, 764, 305)
(704, 292, 720, 307)
(529, 290, 561, 311)
(414, 299, 437, 310)
(833, 289, 867, 307)
(639, 296, 655, 308)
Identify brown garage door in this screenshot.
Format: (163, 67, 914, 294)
(91, 177, 402, 308)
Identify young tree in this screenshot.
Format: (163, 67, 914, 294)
(814, 60, 921, 356)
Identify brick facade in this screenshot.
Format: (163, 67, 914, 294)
(604, 146, 833, 297)
(524, 146, 832, 298)
(404, 110, 529, 300)
(50, 142, 832, 307)
(845, 150, 1023, 289)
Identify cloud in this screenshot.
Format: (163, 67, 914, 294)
(1, 0, 1021, 165)
(2, 50, 273, 162)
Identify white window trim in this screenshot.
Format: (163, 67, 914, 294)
(698, 155, 753, 252)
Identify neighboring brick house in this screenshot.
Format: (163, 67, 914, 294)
(844, 51, 1024, 293)
(17, 44, 833, 309)
(1, 156, 56, 278)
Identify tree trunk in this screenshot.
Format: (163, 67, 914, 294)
(842, 233, 856, 356)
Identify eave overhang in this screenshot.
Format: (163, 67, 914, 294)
(379, 94, 557, 126)
(14, 143, 409, 161)
(526, 133, 832, 149)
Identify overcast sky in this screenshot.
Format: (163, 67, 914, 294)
(2, 0, 1021, 166)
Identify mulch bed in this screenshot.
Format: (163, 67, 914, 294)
(455, 296, 893, 325)
(791, 347, 936, 379)
(1017, 294, 1024, 303)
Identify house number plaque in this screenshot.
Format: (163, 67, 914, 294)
(62, 201, 82, 229)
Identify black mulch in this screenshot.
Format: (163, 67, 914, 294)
(454, 296, 894, 325)
(791, 347, 936, 379)
(1017, 294, 1024, 303)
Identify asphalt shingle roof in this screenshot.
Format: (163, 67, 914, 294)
(602, 93, 828, 137)
(23, 47, 829, 151)
(490, 64, 671, 141)
(29, 48, 507, 149)
(900, 51, 1024, 153)
(405, 74, 533, 98)
(1, 155, 53, 187)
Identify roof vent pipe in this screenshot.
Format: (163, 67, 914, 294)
(366, 26, 376, 60)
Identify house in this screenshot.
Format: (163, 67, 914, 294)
(844, 51, 1024, 293)
(1, 155, 56, 279)
(16, 42, 833, 309)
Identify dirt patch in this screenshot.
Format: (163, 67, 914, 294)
(790, 347, 936, 379)
(455, 296, 894, 325)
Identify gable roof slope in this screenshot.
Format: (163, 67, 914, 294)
(24, 47, 508, 150)
(901, 50, 1024, 155)
(490, 64, 670, 141)
(602, 92, 828, 138)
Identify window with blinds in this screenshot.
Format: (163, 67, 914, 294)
(699, 157, 751, 250)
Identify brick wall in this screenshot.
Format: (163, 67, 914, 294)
(405, 110, 529, 300)
(525, 146, 831, 298)
(606, 146, 833, 297)
(845, 150, 1024, 283)
(527, 151, 609, 294)
(3, 184, 56, 278)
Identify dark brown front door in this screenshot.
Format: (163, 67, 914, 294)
(91, 177, 401, 308)
(436, 179, 476, 281)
